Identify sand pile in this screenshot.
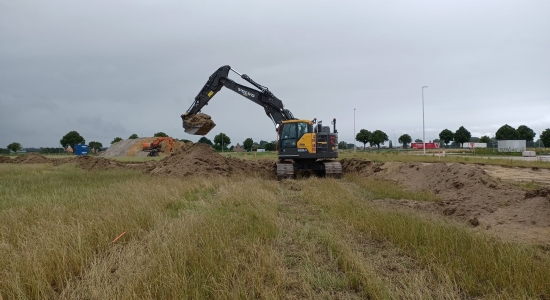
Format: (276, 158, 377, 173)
(149, 143, 274, 178)
(0, 156, 13, 163)
(342, 158, 550, 244)
(102, 138, 188, 157)
(8, 153, 52, 164)
(102, 139, 139, 156)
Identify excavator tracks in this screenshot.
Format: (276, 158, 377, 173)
(276, 161, 342, 180)
(276, 162, 295, 180)
(322, 161, 343, 179)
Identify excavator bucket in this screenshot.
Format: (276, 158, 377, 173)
(182, 113, 216, 136)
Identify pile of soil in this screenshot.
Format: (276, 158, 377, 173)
(53, 155, 126, 171)
(101, 139, 139, 156)
(184, 113, 216, 127)
(0, 156, 13, 163)
(149, 143, 274, 178)
(5, 153, 52, 164)
(342, 158, 550, 245)
(102, 138, 189, 157)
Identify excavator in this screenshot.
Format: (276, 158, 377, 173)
(181, 65, 342, 179)
(142, 137, 174, 157)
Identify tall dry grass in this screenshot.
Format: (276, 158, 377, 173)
(2, 163, 550, 299)
(303, 177, 550, 299)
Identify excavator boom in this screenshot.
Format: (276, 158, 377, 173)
(182, 65, 294, 135)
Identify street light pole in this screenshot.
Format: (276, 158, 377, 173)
(422, 86, 428, 155)
(354, 108, 356, 152)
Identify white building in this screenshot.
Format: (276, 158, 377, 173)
(498, 140, 526, 152)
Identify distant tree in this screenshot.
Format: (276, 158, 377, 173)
(439, 129, 454, 146)
(197, 137, 213, 146)
(60, 131, 85, 151)
(355, 129, 371, 150)
(265, 142, 276, 151)
(454, 126, 471, 147)
(479, 136, 491, 144)
(541, 129, 550, 147)
(414, 139, 423, 143)
(88, 141, 103, 152)
(154, 132, 168, 137)
(369, 130, 389, 149)
(243, 138, 254, 152)
(259, 140, 268, 148)
(111, 137, 123, 145)
(398, 134, 412, 149)
(7, 142, 22, 153)
(517, 125, 536, 142)
(338, 141, 348, 149)
(495, 124, 519, 140)
(388, 140, 393, 148)
(128, 134, 139, 139)
(214, 133, 230, 150)
(469, 137, 480, 142)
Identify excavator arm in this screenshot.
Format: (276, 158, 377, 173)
(181, 65, 295, 135)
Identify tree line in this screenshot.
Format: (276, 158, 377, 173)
(197, 134, 277, 152)
(351, 125, 550, 149)
(4, 125, 550, 156)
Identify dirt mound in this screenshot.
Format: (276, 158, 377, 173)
(0, 156, 13, 163)
(340, 159, 384, 175)
(525, 187, 550, 199)
(102, 139, 138, 156)
(73, 156, 126, 171)
(149, 143, 274, 178)
(342, 158, 550, 245)
(184, 113, 216, 127)
(103, 138, 190, 157)
(11, 153, 52, 164)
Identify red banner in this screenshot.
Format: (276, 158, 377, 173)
(411, 142, 440, 149)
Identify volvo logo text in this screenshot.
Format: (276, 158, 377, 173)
(238, 88, 255, 98)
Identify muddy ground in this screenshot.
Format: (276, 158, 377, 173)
(2, 150, 550, 246)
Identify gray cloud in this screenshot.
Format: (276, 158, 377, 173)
(1, 0, 549, 148)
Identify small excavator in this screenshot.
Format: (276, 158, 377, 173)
(142, 137, 174, 157)
(181, 65, 342, 179)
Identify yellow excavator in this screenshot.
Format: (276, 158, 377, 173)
(181, 65, 341, 179)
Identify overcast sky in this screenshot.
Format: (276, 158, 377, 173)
(1, 0, 549, 148)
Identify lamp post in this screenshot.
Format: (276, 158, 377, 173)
(422, 86, 428, 155)
(354, 108, 356, 152)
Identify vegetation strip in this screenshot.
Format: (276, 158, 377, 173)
(303, 177, 550, 298)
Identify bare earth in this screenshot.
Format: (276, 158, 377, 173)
(341, 159, 550, 246)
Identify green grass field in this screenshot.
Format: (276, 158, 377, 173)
(1, 163, 549, 299)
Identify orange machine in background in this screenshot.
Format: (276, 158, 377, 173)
(142, 137, 174, 157)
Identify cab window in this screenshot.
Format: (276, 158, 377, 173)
(297, 122, 308, 139)
(280, 123, 297, 148)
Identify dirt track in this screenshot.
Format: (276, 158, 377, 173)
(2, 151, 549, 245)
